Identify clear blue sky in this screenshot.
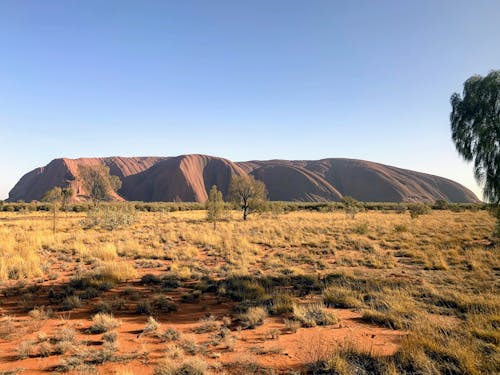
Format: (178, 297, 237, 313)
(1, 0, 499, 200)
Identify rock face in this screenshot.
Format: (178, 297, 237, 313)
(8, 154, 479, 203)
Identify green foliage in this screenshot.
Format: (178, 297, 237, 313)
(42, 187, 63, 204)
(42, 187, 64, 233)
(342, 196, 362, 218)
(433, 199, 449, 210)
(81, 204, 136, 230)
(229, 175, 267, 220)
(61, 187, 74, 211)
(408, 203, 430, 219)
(78, 165, 122, 207)
(206, 185, 224, 230)
(451, 70, 500, 205)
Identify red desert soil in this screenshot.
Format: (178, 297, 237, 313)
(0, 301, 405, 374)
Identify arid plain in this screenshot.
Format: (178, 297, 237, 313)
(0, 206, 498, 374)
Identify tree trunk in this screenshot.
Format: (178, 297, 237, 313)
(243, 205, 248, 221)
(52, 204, 56, 234)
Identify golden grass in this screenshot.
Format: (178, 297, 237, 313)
(0, 208, 498, 373)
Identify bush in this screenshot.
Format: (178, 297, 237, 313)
(159, 327, 180, 342)
(269, 293, 296, 315)
(434, 199, 449, 210)
(62, 296, 82, 311)
(323, 287, 362, 308)
(352, 222, 369, 235)
(240, 306, 268, 328)
(408, 203, 430, 219)
(18, 340, 35, 359)
(136, 300, 153, 314)
(139, 316, 160, 337)
(94, 261, 138, 283)
(141, 273, 161, 284)
(284, 318, 301, 333)
(89, 313, 121, 334)
(292, 303, 338, 327)
(152, 295, 177, 313)
(81, 205, 136, 230)
(393, 224, 409, 233)
(154, 357, 207, 375)
(342, 196, 363, 218)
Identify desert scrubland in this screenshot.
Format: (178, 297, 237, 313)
(0, 207, 498, 374)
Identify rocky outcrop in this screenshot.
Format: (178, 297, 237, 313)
(8, 155, 479, 203)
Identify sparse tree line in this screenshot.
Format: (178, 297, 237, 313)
(0, 199, 486, 214)
(0, 170, 495, 236)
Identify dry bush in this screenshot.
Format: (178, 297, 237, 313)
(139, 316, 160, 338)
(292, 303, 338, 327)
(89, 313, 121, 334)
(240, 306, 268, 329)
(94, 261, 138, 283)
(154, 356, 207, 375)
(323, 286, 363, 308)
(0, 208, 497, 374)
(0, 315, 16, 339)
(17, 340, 35, 359)
(283, 318, 301, 333)
(28, 306, 51, 320)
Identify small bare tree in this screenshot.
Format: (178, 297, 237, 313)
(229, 175, 266, 221)
(42, 187, 63, 233)
(61, 187, 74, 211)
(342, 196, 362, 219)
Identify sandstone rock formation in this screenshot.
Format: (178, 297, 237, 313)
(8, 154, 479, 203)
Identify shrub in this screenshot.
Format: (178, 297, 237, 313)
(18, 340, 35, 359)
(223, 278, 268, 302)
(152, 295, 177, 312)
(93, 301, 112, 314)
(28, 306, 51, 320)
(90, 243, 118, 261)
(434, 199, 449, 210)
(136, 300, 153, 314)
(141, 273, 161, 284)
(342, 196, 363, 218)
(177, 357, 208, 375)
(89, 313, 121, 334)
(269, 293, 296, 315)
(0, 315, 16, 339)
(81, 205, 136, 230)
(37, 341, 52, 357)
(393, 223, 409, 233)
(181, 290, 201, 303)
(55, 326, 76, 343)
(94, 261, 138, 283)
(195, 315, 219, 333)
(103, 331, 118, 343)
(240, 306, 268, 328)
(284, 319, 301, 333)
(154, 357, 208, 375)
(408, 203, 430, 219)
(352, 222, 369, 235)
(292, 303, 338, 327)
(323, 286, 363, 308)
(159, 327, 180, 342)
(139, 316, 160, 338)
(62, 295, 82, 311)
(180, 335, 199, 355)
(56, 356, 83, 371)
